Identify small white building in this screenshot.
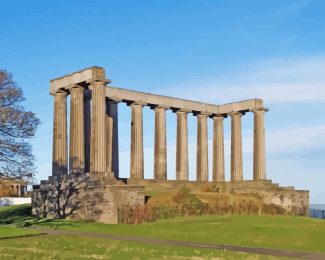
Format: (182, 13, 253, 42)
(0, 197, 31, 207)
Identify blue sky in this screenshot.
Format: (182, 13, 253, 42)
(1, 0, 325, 203)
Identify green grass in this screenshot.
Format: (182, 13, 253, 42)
(0, 234, 288, 259)
(0, 205, 43, 238)
(0, 204, 34, 225)
(38, 215, 325, 253)
(0, 226, 42, 239)
(0, 204, 324, 258)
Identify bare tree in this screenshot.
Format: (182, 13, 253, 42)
(52, 174, 83, 219)
(0, 70, 40, 181)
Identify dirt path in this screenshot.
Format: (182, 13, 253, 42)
(15, 227, 321, 259)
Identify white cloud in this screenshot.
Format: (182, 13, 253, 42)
(196, 83, 325, 104)
(118, 123, 325, 178)
(252, 124, 325, 155)
(162, 55, 325, 104)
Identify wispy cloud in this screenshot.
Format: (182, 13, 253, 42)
(118, 123, 325, 177)
(246, 124, 325, 155)
(163, 55, 325, 104)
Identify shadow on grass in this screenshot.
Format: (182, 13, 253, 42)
(0, 204, 34, 225)
(0, 204, 79, 230)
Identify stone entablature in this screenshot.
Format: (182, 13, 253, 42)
(105, 87, 264, 115)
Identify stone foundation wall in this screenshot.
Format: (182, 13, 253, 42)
(127, 179, 309, 216)
(32, 176, 309, 224)
(32, 173, 145, 224)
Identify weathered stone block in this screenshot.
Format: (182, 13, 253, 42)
(32, 174, 145, 224)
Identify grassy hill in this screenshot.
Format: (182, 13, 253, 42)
(0, 204, 324, 259)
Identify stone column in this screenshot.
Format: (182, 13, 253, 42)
(130, 103, 144, 179)
(253, 109, 267, 180)
(196, 113, 209, 181)
(83, 90, 91, 173)
(154, 106, 167, 180)
(213, 115, 225, 182)
(17, 185, 21, 197)
(176, 110, 188, 180)
(69, 85, 85, 173)
(90, 81, 107, 173)
(52, 90, 68, 176)
(106, 101, 119, 177)
(230, 111, 243, 181)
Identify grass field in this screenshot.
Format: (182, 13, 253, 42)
(0, 204, 324, 259)
(0, 226, 41, 239)
(0, 205, 43, 238)
(0, 235, 286, 260)
(36, 212, 325, 253)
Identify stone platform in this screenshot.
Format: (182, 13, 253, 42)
(128, 179, 309, 216)
(32, 175, 308, 224)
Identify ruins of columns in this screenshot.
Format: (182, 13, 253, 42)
(52, 90, 68, 176)
(69, 85, 84, 173)
(253, 109, 267, 180)
(213, 115, 225, 181)
(230, 112, 243, 182)
(50, 66, 268, 183)
(196, 113, 208, 181)
(154, 106, 167, 180)
(130, 103, 144, 179)
(90, 81, 107, 173)
(106, 100, 119, 177)
(176, 111, 189, 180)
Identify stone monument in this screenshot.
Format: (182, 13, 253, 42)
(32, 67, 309, 224)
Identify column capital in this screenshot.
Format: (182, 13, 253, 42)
(229, 111, 244, 117)
(67, 84, 84, 93)
(89, 80, 108, 89)
(176, 109, 190, 115)
(52, 89, 68, 97)
(153, 105, 169, 111)
(211, 114, 227, 119)
(251, 107, 269, 114)
(196, 112, 209, 118)
(130, 102, 144, 108)
(106, 98, 120, 104)
(212, 114, 226, 120)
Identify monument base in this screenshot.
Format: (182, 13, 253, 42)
(32, 175, 309, 224)
(127, 179, 309, 216)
